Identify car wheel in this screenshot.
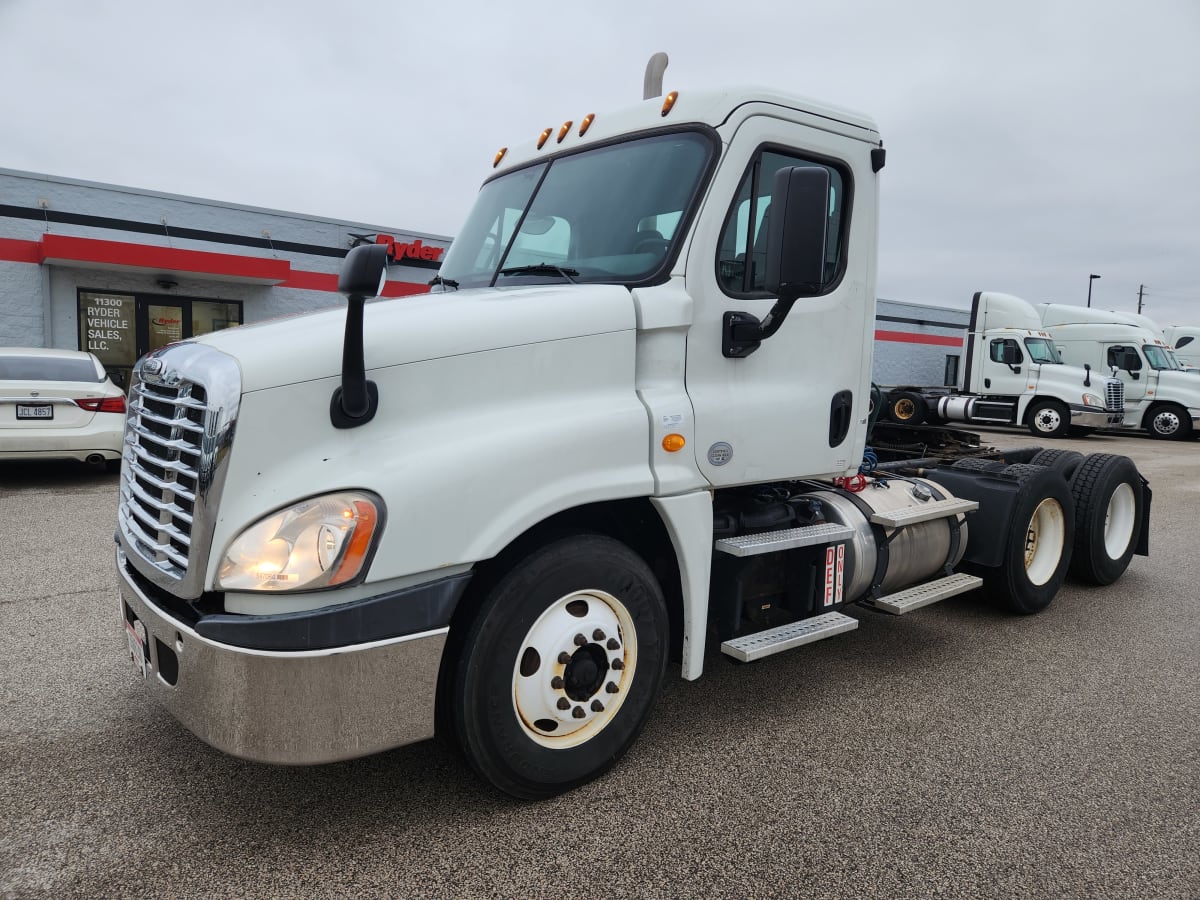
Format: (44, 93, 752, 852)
(452, 534, 668, 799)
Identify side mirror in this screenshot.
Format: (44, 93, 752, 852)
(338, 243, 390, 298)
(331, 243, 391, 429)
(724, 166, 830, 358)
(1001, 344, 1022, 366)
(764, 166, 831, 299)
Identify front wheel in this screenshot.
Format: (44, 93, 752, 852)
(1027, 399, 1070, 439)
(452, 535, 668, 799)
(1145, 403, 1193, 440)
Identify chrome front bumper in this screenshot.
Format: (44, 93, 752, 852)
(1069, 406, 1124, 429)
(117, 548, 447, 764)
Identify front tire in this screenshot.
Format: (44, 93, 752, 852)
(1068, 454, 1144, 585)
(1027, 399, 1070, 439)
(452, 535, 668, 799)
(1145, 403, 1193, 440)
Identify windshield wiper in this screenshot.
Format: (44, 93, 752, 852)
(428, 275, 459, 290)
(498, 263, 579, 283)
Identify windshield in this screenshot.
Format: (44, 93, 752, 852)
(1144, 344, 1181, 370)
(1024, 337, 1062, 364)
(437, 130, 715, 290)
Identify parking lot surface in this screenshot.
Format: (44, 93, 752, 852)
(1, 430, 1197, 898)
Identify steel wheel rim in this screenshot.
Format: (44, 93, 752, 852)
(1153, 410, 1180, 435)
(1024, 497, 1066, 586)
(1103, 482, 1137, 559)
(894, 398, 916, 420)
(1034, 408, 1063, 433)
(512, 589, 636, 749)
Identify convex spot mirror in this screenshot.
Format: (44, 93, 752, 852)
(339, 244, 390, 298)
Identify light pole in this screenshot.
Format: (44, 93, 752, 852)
(1087, 273, 1101, 307)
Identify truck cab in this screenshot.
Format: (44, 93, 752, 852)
(1163, 325, 1200, 371)
(1038, 304, 1200, 439)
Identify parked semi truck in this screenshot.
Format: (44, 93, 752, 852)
(1162, 324, 1200, 371)
(1036, 304, 1200, 440)
(881, 291, 1125, 439)
(115, 63, 1152, 798)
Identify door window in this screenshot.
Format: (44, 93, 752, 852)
(716, 149, 848, 296)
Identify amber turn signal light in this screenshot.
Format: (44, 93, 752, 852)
(662, 433, 686, 453)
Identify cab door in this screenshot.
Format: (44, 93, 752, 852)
(682, 109, 880, 486)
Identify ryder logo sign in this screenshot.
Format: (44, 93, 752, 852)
(375, 234, 445, 263)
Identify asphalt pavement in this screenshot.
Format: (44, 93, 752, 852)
(1, 429, 1197, 898)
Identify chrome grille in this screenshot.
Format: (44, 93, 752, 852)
(1105, 378, 1124, 412)
(117, 345, 241, 598)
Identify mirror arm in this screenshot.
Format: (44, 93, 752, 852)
(722, 298, 797, 359)
(330, 293, 379, 428)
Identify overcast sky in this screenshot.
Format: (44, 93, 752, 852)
(2, 0, 1198, 324)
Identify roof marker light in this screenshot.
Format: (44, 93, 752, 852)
(493, 147, 508, 168)
(661, 91, 678, 117)
(557, 120, 573, 143)
(578, 113, 595, 136)
(537, 128, 553, 150)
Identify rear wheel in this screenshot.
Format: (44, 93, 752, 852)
(1027, 399, 1070, 439)
(886, 390, 927, 425)
(985, 464, 1075, 614)
(952, 457, 1007, 473)
(1068, 454, 1144, 585)
(1145, 403, 1193, 440)
(1028, 448, 1085, 479)
(452, 535, 668, 799)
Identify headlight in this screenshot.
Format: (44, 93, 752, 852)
(217, 491, 384, 592)
(1081, 393, 1105, 407)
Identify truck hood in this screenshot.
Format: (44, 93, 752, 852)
(191, 284, 636, 393)
(1153, 369, 1200, 404)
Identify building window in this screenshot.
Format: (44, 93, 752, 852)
(77, 289, 243, 389)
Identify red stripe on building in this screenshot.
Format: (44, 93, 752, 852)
(875, 329, 963, 347)
(1, 234, 432, 295)
(0, 238, 43, 264)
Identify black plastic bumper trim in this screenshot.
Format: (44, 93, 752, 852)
(194, 572, 471, 651)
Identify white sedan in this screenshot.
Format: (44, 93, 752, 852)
(0, 348, 126, 467)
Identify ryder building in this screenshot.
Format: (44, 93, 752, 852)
(0, 168, 449, 390)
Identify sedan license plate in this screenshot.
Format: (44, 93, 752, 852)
(16, 404, 53, 420)
(125, 619, 148, 678)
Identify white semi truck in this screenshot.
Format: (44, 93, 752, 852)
(115, 66, 1152, 798)
(1037, 304, 1200, 440)
(1162, 324, 1200, 371)
(880, 291, 1125, 439)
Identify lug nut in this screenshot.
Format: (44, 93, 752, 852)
(573, 633, 587, 647)
(551, 676, 564, 690)
(611, 659, 624, 671)
(605, 681, 619, 694)
(591, 700, 605, 713)
(558, 651, 571, 665)
(606, 638, 619, 650)
(572, 706, 586, 719)
(557, 698, 570, 710)
(592, 629, 606, 641)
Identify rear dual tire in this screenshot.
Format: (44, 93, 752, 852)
(1067, 453, 1144, 585)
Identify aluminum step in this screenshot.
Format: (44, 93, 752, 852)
(720, 611, 858, 662)
(861, 572, 983, 615)
(714, 523, 856, 558)
(869, 497, 978, 528)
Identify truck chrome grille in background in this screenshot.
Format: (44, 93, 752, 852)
(1106, 379, 1124, 411)
(117, 345, 241, 597)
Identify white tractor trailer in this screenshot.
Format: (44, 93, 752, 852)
(114, 63, 1152, 798)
